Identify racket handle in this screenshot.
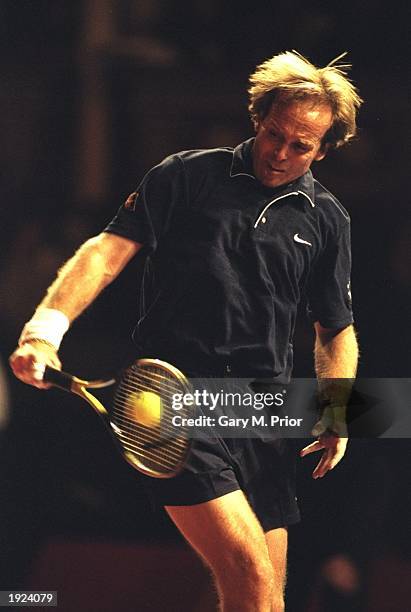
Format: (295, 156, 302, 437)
(43, 366, 74, 392)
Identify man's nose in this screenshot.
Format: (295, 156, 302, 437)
(273, 143, 288, 161)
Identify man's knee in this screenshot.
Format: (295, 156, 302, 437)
(214, 546, 274, 591)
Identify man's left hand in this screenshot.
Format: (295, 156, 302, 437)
(300, 433, 348, 479)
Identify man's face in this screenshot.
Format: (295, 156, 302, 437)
(252, 99, 333, 188)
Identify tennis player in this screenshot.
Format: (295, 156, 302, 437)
(10, 51, 362, 611)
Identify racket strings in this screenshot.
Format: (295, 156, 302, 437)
(122, 446, 179, 471)
(128, 367, 183, 390)
(116, 433, 186, 463)
(120, 371, 183, 399)
(113, 414, 187, 451)
(115, 367, 190, 418)
(114, 383, 189, 424)
(116, 431, 186, 467)
(112, 364, 191, 475)
(114, 379, 190, 428)
(111, 410, 188, 451)
(115, 425, 187, 456)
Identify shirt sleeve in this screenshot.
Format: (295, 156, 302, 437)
(104, 154, 185, 253)
(306, 219, 354, 329)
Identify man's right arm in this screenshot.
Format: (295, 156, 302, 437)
(9, 232, 141, 387)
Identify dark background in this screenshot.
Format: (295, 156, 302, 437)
(0, 1, 410, 610)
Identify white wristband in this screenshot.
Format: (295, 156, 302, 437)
(19, 308, 70, 351)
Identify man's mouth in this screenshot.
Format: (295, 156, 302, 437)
(266, 162, 284, 173)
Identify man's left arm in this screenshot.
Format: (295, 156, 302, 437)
(300, 322, 359, 478)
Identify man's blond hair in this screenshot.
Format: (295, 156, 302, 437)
(248, 51, 363, 149)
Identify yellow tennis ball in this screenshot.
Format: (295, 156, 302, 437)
(127, 391, 161, 427)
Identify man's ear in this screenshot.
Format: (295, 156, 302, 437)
(315, 142, 330, 161)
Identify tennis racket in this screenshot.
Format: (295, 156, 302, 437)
(42, 359, 192, 478)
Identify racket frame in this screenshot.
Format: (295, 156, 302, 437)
(43, 358, 191, 479)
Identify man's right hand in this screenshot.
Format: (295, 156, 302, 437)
(9, 341, 62, 389)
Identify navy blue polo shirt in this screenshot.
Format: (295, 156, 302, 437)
(105, 138, 353, 382)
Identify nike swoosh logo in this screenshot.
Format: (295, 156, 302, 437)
(293, 233, 312, 246)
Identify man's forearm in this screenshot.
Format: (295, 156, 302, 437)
(314, 324, 359, 379)
(11, 233, 140, 387)
(37, 237, 116, 322)
(36, 233, 140, 323)
(314, 324, 359, 433)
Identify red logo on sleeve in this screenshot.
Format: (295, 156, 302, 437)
(124, 191, 138, 211)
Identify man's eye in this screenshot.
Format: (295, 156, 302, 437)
(295, 143, 310, 152)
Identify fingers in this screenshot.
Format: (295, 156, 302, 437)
(300, 440, 325, 457)
(312, 443, 346, 479)
(9, 342, 62, 389)
(312, 452, 329, 479)
(10, 353, 48, 389)
(300, 435, 348, 479)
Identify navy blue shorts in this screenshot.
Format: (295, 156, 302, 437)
(141, 432, 300, 532)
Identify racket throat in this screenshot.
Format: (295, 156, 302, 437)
(74, 385, 109, 417)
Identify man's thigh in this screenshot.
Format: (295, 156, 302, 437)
(165, 489, 271, 574)
(265, 528, 288, 592)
